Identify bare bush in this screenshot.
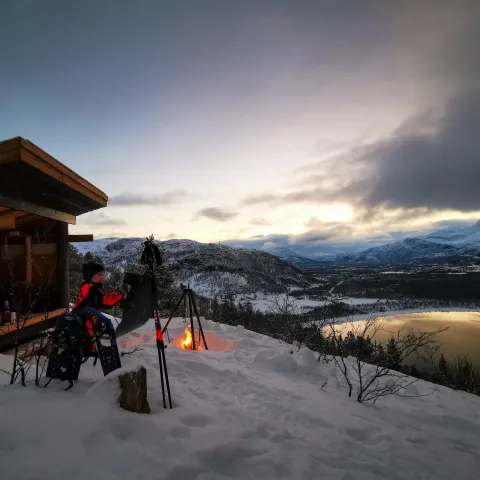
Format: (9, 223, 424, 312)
(266, 290, 303, 345)
(324, 315, 446, 403)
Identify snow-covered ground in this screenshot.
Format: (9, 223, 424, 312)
(1, 318, 480, 479)
(237, 293, 382, 313)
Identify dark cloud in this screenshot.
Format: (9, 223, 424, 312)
(241, 90, 480, 212)
(343, 90, 480, 211)
(109, 191, 187, 206)
(290, 230, 338, 244)
(239, 2, 480, 215)
(197, 207, 238, 222)
(353, 206, 433, 226)
(77, 212, 126, 227)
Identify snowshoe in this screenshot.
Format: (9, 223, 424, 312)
(45, 309, 122, 389)
(45, 311, 91, 387)
(88, 308, 122, 376)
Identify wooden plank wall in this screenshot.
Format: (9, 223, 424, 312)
(0, 220, 66, 313)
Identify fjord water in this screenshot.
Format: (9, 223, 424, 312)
(342, 311, 480, 367)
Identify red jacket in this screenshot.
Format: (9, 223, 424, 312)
(72, 282, 124, 313)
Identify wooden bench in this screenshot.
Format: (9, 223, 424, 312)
(0, 308, 66, 352)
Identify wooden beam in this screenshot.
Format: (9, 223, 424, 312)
(0, 216, 15, 229)
(22, 139, 108, 203)
(0, 137, 21, 165)
(68, 234, 94, 243)
(0, 136, 108, 211)
(0, 193, 76, 224)
(56, 222, 69, 308)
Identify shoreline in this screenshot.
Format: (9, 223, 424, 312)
(309, 306, 480, 325)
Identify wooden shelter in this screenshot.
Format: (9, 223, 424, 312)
(0, 136, 107, 350)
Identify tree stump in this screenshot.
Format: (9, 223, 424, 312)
(118, 367, 151, 414)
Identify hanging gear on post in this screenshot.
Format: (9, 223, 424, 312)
(141, 235, 173, 409)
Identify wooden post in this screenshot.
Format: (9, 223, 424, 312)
(25, 235, 32, 284)
(118, 367, 151, 414)
(56, 221, 69, 308)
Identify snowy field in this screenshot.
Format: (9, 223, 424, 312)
(237, 293, 382, 313)
(1, 318, 480, 479)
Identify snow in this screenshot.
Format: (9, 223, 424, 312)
(74, 237, 120, 256)
(237, 293, 382, 313)
(1, 318, 480, 479)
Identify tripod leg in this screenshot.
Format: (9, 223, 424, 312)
(162, 291, 186, 334)
(188, 291, 196, 350)
(183, 294, 187, 323)
(190, 291, 208, 350)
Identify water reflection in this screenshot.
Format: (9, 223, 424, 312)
(330, 311, 480, 367)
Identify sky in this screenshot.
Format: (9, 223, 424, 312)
(1, 0, 479, 257)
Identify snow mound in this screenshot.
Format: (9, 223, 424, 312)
(1, 318, 480, 479)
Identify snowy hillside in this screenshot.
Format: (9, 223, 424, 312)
(1, 318, 480, 479)
(334, 237, 480, 264)
(73, 238, 313, 296)
(258, 245, 323, 265)
(425, 220, 480, 248)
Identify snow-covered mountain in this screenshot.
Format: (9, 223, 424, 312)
(333, 237, 480, 265)
(73, 238, 313, 296)
(424, 220, 480, 248)
(259, 245, 323, 265)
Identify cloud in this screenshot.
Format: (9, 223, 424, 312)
(241, 89, 480, 214)
(109, 190, 188, 206)
(249, 217, 272, 226)
(335, 90, 480, 212)
(239, 2, 480, 217)
(197, 207, 238, 222)
(429, 219, 475, 231)
(242, 194, 279, 206)
(77, 212, 126, 227)
(290, 230, 343, 244)
(95, 231, 129, 239)
(165, 233, 177, 240)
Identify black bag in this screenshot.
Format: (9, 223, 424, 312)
(115, 272, 153, 337)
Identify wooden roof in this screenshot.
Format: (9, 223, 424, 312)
(0, 137, 108, 224)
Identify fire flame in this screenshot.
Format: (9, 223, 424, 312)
(180, 325, 193, 350)
(179, 325, 205, 351)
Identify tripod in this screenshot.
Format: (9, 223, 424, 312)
(163, 287, 208, 351)
(141, 236, 172, 409)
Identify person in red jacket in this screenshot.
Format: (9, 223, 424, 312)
(72, 261, 130, 348)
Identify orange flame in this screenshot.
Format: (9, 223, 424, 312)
(179, 325, 205, 351)
(180, 325, 193, 350)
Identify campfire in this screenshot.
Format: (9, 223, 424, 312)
(179, 325, 205, 351)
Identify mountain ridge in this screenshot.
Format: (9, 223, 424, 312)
(73, 237, 314, 296)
